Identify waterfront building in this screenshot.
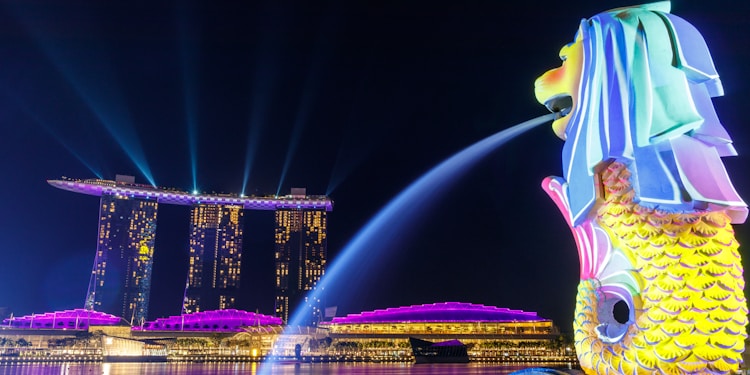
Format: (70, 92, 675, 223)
(48, 177, 333, 323)
(0, 303, 568, 362)
(84, 175, 158, 325)
(2, 309, 122, 330)
(184, 204, 244, 313)
(319, 302, 563, 359)
(274, 188, 328, 325)
(136, 309, 282, 332)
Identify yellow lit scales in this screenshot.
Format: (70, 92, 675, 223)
(534, 2, 748, 374)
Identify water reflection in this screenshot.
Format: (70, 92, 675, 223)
(0, 362, 577, 375)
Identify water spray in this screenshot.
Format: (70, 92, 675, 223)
(258, 113, 554, 373)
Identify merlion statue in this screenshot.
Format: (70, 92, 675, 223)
(534, 2, 748, 374)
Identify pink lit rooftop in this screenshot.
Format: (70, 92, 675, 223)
(2, 309, 282, 333)
(323, 302, 548, 324)
(135, 309, 282, 332)
(2, 309, 123, 329)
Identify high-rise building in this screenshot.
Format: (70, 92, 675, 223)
(50, 177, 332, 325)
(183, 204, 244, 313)
(274, 189, 327, 325)
(85, 191, 158, 325)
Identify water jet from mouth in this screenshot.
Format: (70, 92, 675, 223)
(258, 113, 555, 373)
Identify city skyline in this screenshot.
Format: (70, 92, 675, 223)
(49, 175, 331, 324)
(2, 0, 750, 333)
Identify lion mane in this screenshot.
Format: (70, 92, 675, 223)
(559, 1, 746, 226)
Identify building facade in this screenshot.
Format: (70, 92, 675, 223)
(274, 196, 327, 324)
(85, 192, 158, 325)
(51, 177, 333, 325)
(183, 204, 244, 313)
(1, 304, 570, 362)
(319, 302, 565, 360)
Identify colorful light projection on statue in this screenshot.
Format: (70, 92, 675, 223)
(535, 2, 747, 374)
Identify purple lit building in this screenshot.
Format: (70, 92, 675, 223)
(324, 302, 547, 325)
(135, 309, 282, 332)
(320, 302, 561, 357)
(319, 302, 570, 361)
(49, 176, 332, 322)
(2, 309, 122, 330)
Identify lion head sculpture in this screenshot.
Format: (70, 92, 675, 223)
(535, 1, 746, 226)
(534, 2, 748, 374)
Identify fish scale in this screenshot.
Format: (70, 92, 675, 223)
(571, 162, 747, 375)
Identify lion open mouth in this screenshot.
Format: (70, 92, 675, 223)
(544, 95, 573, 119)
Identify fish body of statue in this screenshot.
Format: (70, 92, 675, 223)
(535, 2, 748, 374)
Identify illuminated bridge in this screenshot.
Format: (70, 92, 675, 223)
(48, 177, 333, 211)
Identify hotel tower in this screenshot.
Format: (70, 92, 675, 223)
(183, 204, 244, 313)
(84, 176, 158, 325)
(50, 176, 332, 323)
(274, 189, 328, 325)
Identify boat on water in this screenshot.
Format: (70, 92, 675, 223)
(409, 337, 469, 364)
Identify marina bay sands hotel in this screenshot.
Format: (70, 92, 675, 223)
(48, 175, 332, 326)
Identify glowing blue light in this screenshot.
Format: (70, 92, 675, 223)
(176, 4, 200, 194)
(31, 38, 156, 185)
(276, 47, 328, 196)
(6, 6, 158, 183)
(258, 113, 554, 374)
(192, 189, 199, 195)
(241, 120, 263, 197)
(241, 27, 283, 197)
(188, 115, 198, 194)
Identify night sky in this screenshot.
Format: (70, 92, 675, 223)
(2, 0, 750, 333)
